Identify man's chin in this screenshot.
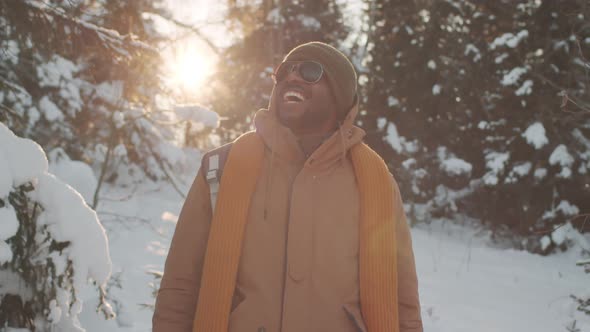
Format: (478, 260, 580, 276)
(277, 111, 302, 130)
(277, 103, 305, 123)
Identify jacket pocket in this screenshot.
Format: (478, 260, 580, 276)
(343, 303, 367, 332)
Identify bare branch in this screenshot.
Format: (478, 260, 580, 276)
(145, 11, 221, 56)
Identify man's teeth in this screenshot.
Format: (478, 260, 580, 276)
(283, 90, 304, 102)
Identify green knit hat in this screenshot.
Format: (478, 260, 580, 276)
(283, 42, 358, 115)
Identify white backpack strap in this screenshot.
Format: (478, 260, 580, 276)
(206, 154, 220, 211)
(202, 141, 234, 214)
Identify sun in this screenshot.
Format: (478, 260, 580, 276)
(167, 43, 216, 94)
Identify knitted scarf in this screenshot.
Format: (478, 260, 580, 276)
(193, 132, 398, 332)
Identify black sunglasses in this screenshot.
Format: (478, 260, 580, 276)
(272, 61, 324, 84)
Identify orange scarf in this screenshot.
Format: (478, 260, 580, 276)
(193, 132, 398, 332)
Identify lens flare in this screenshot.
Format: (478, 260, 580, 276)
(167, 43, 215, 94)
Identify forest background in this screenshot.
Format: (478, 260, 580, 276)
(1, 0, 589, 331)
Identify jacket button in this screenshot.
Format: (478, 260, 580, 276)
(288, 264, 304, 282)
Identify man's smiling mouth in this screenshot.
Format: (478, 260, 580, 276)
(283, 89, 305, 103)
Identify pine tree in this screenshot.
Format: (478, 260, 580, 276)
(361, 0, 590, 250)
(0, 1, 189, 327)
(0, 123, 112, 331)
(1, 0, 189, 201)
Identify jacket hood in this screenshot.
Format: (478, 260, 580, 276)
(254, 93, 365, 172)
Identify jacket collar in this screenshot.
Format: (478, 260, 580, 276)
(253, 100, 365, 172)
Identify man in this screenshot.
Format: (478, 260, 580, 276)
(153, 42, 423, 332)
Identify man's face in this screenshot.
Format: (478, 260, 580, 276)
(272, 62, 339, 136)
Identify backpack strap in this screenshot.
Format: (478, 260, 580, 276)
(201, 142, 234, 211)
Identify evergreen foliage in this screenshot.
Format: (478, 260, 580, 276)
(0, 0, 184, 188)
(361, 0, 590, 252)
(0, 122, 112, 331)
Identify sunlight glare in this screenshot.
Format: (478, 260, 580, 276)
(167, 43, 216, 94)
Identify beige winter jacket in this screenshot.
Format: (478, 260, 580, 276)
(153, 104, 423, 332)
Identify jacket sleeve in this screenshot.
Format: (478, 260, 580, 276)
(152, 168, 212, 332)
(392, 177, 424, 332)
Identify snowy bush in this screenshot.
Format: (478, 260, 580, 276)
(0, 123, 112, 331)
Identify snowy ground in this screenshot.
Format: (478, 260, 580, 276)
(78, 176, 590, 332)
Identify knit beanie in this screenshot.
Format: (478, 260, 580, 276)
(283, 42, 358, 115)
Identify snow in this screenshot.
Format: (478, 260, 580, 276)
(464, 44, 481, 62)
(27, 106, 40, 127)
(0, 240, 13, 264)
(266, 8, 285, 24)
(34, 172, 112, 290)
(113, 111, 125, 129)
(556, 200, 580, 216)
(432, 84, 441, 95)
(39, 96, 64, 121)
(3, 328, 31, 332)
(522, 122, 548, 149)
(512, 162, 532, 176)
(505, 162, 532, 183)
(534, 167, 547, 180)
(501, 66, 528, 86)
(0, 122, 48, 187)
(0, 151, 12, 197)
(483, 151, 510, 185)
(441, 157, 472, 176)
(377, 118, 387, 130)
(175, 105, 220, 128)
(415, 219, 589, 332)
(552, 223, 588, 250)
(388, 96, 400, 107)
(77, 181, 187, 331)
(494, 53, 509, 64)
(540, 235, 551, 251)
(382, 122, 418, 154)
(553, 40, 569, 52)
(48, 148, 98, 204)
(543, 200, 580, 221)
(95, 81, 123, 104)
(402, 158, 416, 170)
(385, 122, 403, 153)
(1, 123, 112, 329)
(1, 39, 20, 65)
(486, 152, 510, 172)
(297, 14, 321, 29)
(549, 144, 574, 178)
(515, 79, 533, 96)
(490, 30, 529, 49)
(0, 206, 19, 241)
(37, 55, 78, 88)
(48, 299, 62, 323)
(427, 60, 437, 70)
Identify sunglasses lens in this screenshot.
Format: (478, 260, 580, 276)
(274, 61, 323, 83)
(299, 62, 323, 83)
